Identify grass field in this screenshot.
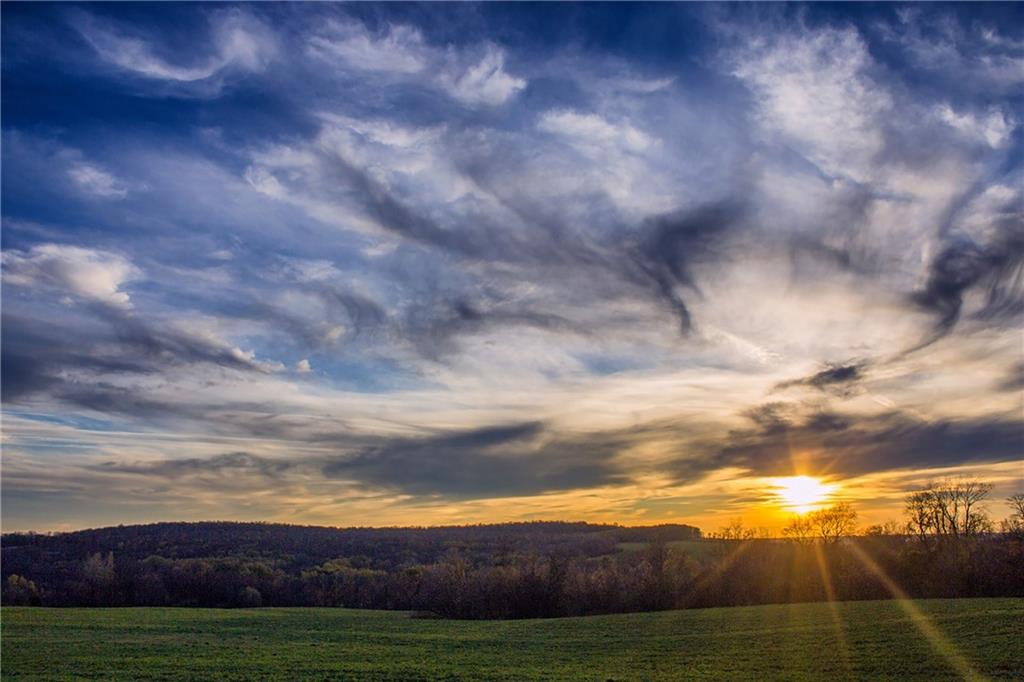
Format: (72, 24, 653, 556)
(3, 599, 1022, 680)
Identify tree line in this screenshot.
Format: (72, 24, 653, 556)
(3, 481, 1022, 618)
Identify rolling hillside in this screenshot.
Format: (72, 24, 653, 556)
(4, 599, 1023, 680)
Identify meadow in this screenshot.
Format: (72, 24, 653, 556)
(3, 598, 1022, 680)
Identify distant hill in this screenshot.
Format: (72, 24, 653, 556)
(1, 520, 701, 598)
(3, 521, 1021, 618)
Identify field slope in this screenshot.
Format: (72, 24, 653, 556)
(3, 599, 1022, 680)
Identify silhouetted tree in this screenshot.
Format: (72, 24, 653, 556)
(781, 515, 814, 544)
(863, 520, 899, 536)
(905, 479, 993, 539)
(809, 503, 858, 543)
(714, 518, 756, 541)
(1002, 493, 1024, 535)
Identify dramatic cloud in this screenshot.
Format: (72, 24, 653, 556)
(81, 421, 629, 499)
(678, 406, 1024, 481)
(2, 4, 1021, 530)
(910, 229, 1024, 347)
(1, 306, 282, 406)
(321, 422, 628, 498)
(628, 201, 746, 332)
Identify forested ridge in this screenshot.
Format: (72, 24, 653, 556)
(4, 520, 684, 565)
(3, 507, 1022, 618)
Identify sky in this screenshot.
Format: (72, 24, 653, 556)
(2, 3, 1022, 533)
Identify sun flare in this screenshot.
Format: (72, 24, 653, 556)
(773, 476, 835, 514)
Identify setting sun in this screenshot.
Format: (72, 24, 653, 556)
(773, 476, 836, 514)
(3, 3, 1024, 678)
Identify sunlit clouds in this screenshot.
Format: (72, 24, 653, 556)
(1, 4, 1021, 531)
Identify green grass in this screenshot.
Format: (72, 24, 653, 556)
(3, 599, 1022, 680)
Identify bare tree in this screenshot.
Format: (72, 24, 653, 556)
(715, 518, 756, 541)
(905, 490, 936, 540)
(781, 515, 814, 544)
(809, 503, 858, 543)
(1001, 493, 1024, 535)
(863, 520, 900, 536)
(904, 479, 993, 539)
(1008, 493, 1024, 519)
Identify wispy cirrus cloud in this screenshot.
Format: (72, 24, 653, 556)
(935, 104, 1016, 149)
(308, 19, 526, 106)
(72, 8, 276, 94)
(67, 163, 130, 199)
(308, 20, 430, 74)
(2, 3, 1021, 531)
(436, 45, 526, 106)
(731, 26, 892, 183)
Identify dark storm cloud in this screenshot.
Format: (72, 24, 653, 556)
(322, 421, 629, 498)
(670, 404, 1024, 482)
